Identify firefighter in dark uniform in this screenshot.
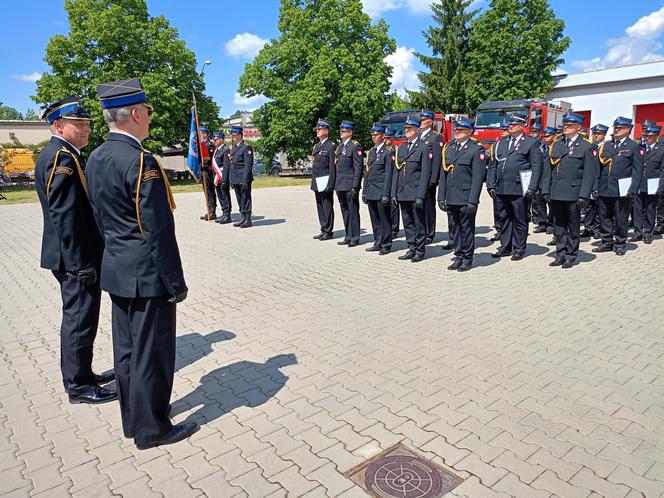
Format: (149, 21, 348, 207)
(212, 131, 233, 224)
(199, 127, 217, 220)
(229, 126, 254, 228)
(392, 116, 432, 262)
(86, 78, 196, 449)
(35, 96, 116, 404)
(486, 114, 543, 260)
(541, 113, 598, 268)
(385, 128, 400, 238)
(488, 120, 510, 242)
(334, 120, 363, 246)
(311, 119, 336, 240)
(632, 125, 664, 244)
(538, 127, 557, 239)
(419, 110, 443, 244)
(580, 124, 608, 239)
(593, 116, 644, 256)
(530, 124, 549, 233)
(362, 123, 394, 254)
(437, 118, 485, 272)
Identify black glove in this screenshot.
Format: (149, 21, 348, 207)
(487, 188, 496, 199)
(626, 191, 636, 199)
(350, 188, 358, 199)
(391, 197, 398, 208)
(415, 197, 424, 209)
(543, 193, 550, 202)
(241, 182, 249, 191)
(381, 196, 390, 206)
(525, 189, 535, 200)
(362, 194, 367, 204)
(168, 289, 188, 304)
(438, 200, 448, 212)
(578, 198, 589, 209)
(428, 183, 437, 194)
(590, 191, 598, 200)
(465, 203, 477, 216)
(76, 267, 97, 286)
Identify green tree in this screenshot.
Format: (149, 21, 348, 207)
(408, 0, 477, 113)
(238, 0, 395, 161)
(23, 108, 38, 120)
(0, 103, 24, 120)
(387, 92, 413, 112)
(33, 0, 220, 153)
(466, 0, 569, 110)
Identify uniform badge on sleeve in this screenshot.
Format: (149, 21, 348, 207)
(640, 149, 644, 156)
(247, 148, 252, 155)
(142, 170, 160, 182)
(429, 152, 433, 159)
(592, 149, 597, 157)
(480, 152, 485, 161)
(357, 150, 362, 156)
(54, 166, 73, 175)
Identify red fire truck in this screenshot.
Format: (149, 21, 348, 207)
(472, 99, 572, 148)
(380, 111, 466, 145)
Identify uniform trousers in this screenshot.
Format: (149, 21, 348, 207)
(367, 199, 392, 249)
(202, 168, 217, 214)
(424, 189, 437, 241)
(216, 182, 232, 214)
(400, 201, 426, 257)
(492, 197, 502, 235)
(598, 196, 631, 249)
(336, 190, 360, 244)
(657, 195, 664, 231)
(448, 205, 476, 263)
(314, 190, 334, 235)
(232, 183, 252, 214)
(391, 202, 400, 235)
(550, 200, 581, 261)
(532, 192, 549, 228)
(581, 199, 600, 235)
(52, 270, 101, 395)
(496, 194, 528, 255)
(632, 192, 657, 237)
(110, 294, 176, 445)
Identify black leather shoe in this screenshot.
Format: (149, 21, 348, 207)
(313, 233, 323, 239)
(441, 244, 454, 251)
(379, 248, 391, 255)
(533, 226, 547, 233)
(215, 213, 232, 224)
(628, 235, 642, 242)
(136, 422, 199, 450)
(233, 217, 246, 227)
(447, 260, 461, 270)
(69, 386, 118, 405)
(644, 236, 653, 244)
(398, 251, 415, 260)
(94, 371, 115, 384)
(411, 254, 424, 263)
(592, 232, 601, 239)
(547, 239, 557, 246)
(549, 258, 564, 267)
(424, 238, 433, 245)
(348, 241, 359, 247)
(337, 240, 349, 245)
(365, 245, 380, 252)
(457, 263, 472, 272)
(592, 246, 613, 253)
(562, 260, 574, 269)
(511, 253, 524, 261)
(615, 248, 626, 256)
(579, 229, 592, 238)
(200, 213, 216, 220)
(491, 250, 510, 258)
(319, 233, 333, 241)
(239, 218, 252, 228)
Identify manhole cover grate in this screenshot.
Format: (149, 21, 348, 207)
(345, 443, 463, 498)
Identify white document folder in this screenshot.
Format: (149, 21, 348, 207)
(647, 178, 660, 195)
(519, 170, 532, 196)
(618, 178, 631, 197)
(315, 175, 330, 192)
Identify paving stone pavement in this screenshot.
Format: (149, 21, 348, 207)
(1, 185, 664, 498)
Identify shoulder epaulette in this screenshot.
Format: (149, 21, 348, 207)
(352, 139, 359, 145)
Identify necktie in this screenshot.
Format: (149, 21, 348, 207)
(408, 142, 413, 151)
(567, 139, 572, 148)
(508, 138, 514, 151)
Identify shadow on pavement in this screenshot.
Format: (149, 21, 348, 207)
(175, 330, 236, 374)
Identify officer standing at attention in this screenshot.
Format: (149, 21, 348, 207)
(437, 118, 485, 272)
(229, 126, 254, 228)
(35, 96, 116, 404)
(632, 125, 664, 244)
(593, 116, 643, 256)
(419, 110, 443, 244)
(580, 124, 608, 239)
(311, 119, 336, 240)
(86, 78, 196, 448)
(199, 127, 217, 221)
(486, 113, 542, 260)
(362, 123, 394, 254)
(392, 116, 431, 262)
(541, 113, 598, 268)
(535, 126, 557, 236)
(529, 124, 548, 233)
(488, 120, 511, 242)
(212, 131, 233, 225)
(334, 121, 363, 246)
(384, 129, 401, 238)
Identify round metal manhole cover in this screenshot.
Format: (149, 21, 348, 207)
(364, 454, 444, 498)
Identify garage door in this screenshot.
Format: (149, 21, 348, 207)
(634, 103, 664, 137)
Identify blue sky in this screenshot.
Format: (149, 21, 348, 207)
(2, 0, 664, 116)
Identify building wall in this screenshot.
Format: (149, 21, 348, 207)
(0, 121, 51, 146)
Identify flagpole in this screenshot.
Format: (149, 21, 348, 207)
(192, 91, 211, 222)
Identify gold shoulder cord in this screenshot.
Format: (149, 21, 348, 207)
(67, 149, 89, 196)
(366, 146, 374, 173)
(46, 148, 89, 199)
(136, 152, 176, 239)
(549, 140, 561, 169)
(490, 143, 495, 162)
(45, 150, 61, 200)
(598, 142, 612, 172)
(311, 144, 316, 169)
(442, 142, 453, 173)
(395, 144, 405, 171)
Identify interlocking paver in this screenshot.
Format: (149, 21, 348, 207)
(1, 186, 663, 497)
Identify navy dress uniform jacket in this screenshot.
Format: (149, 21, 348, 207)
(229, 141, 254, 185)
(334, 140, 363, 191)
(640, 142, 664, 193)
(392, 139, 432, 202)
(438, 139, 485, 206)
(421, 130, 444, 185)
(214, 144, 231, 184)
(310, 139, 336, 191)
(486, 135, 543, 195)
(598, 138, 643, 197)
(363, 144, 394, 201)
(36, 137, 103, 271)
(542, 137, 598, 202)
(86, 132, 187, 298)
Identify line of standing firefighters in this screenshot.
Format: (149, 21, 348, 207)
(309, 111, 664, 271)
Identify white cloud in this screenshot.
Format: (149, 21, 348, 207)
(233, 92, 268, 110)
(361, 0, 402, 18)
(403, 0, 432, 15)
(224, 33, 268, 59)
(572, 6, 664, 71)
(11, 72, 42, 83)
(384, 46, 419, 95)
(362, 0, 482, 18)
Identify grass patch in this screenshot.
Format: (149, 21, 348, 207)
(0, 176, 311, 205)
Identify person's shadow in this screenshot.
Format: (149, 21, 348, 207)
(175, 330, 236, 373)
(171, 353, 297, 426)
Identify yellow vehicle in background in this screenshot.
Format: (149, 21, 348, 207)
(1, 147, 36, 182)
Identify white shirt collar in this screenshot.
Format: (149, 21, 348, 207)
(319, 138, 328, 145)
(457, 139, 469, 148)
(567, 134, 579, 144)
(510, 133, 523, 142)
(420, 128, 432, 138)
(53, 135, 81, 155)
(375, 143, 384, 152)
(343, 138, 351, 146)
(616, 137, 626, 146)
(111, 129, 143, 147)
